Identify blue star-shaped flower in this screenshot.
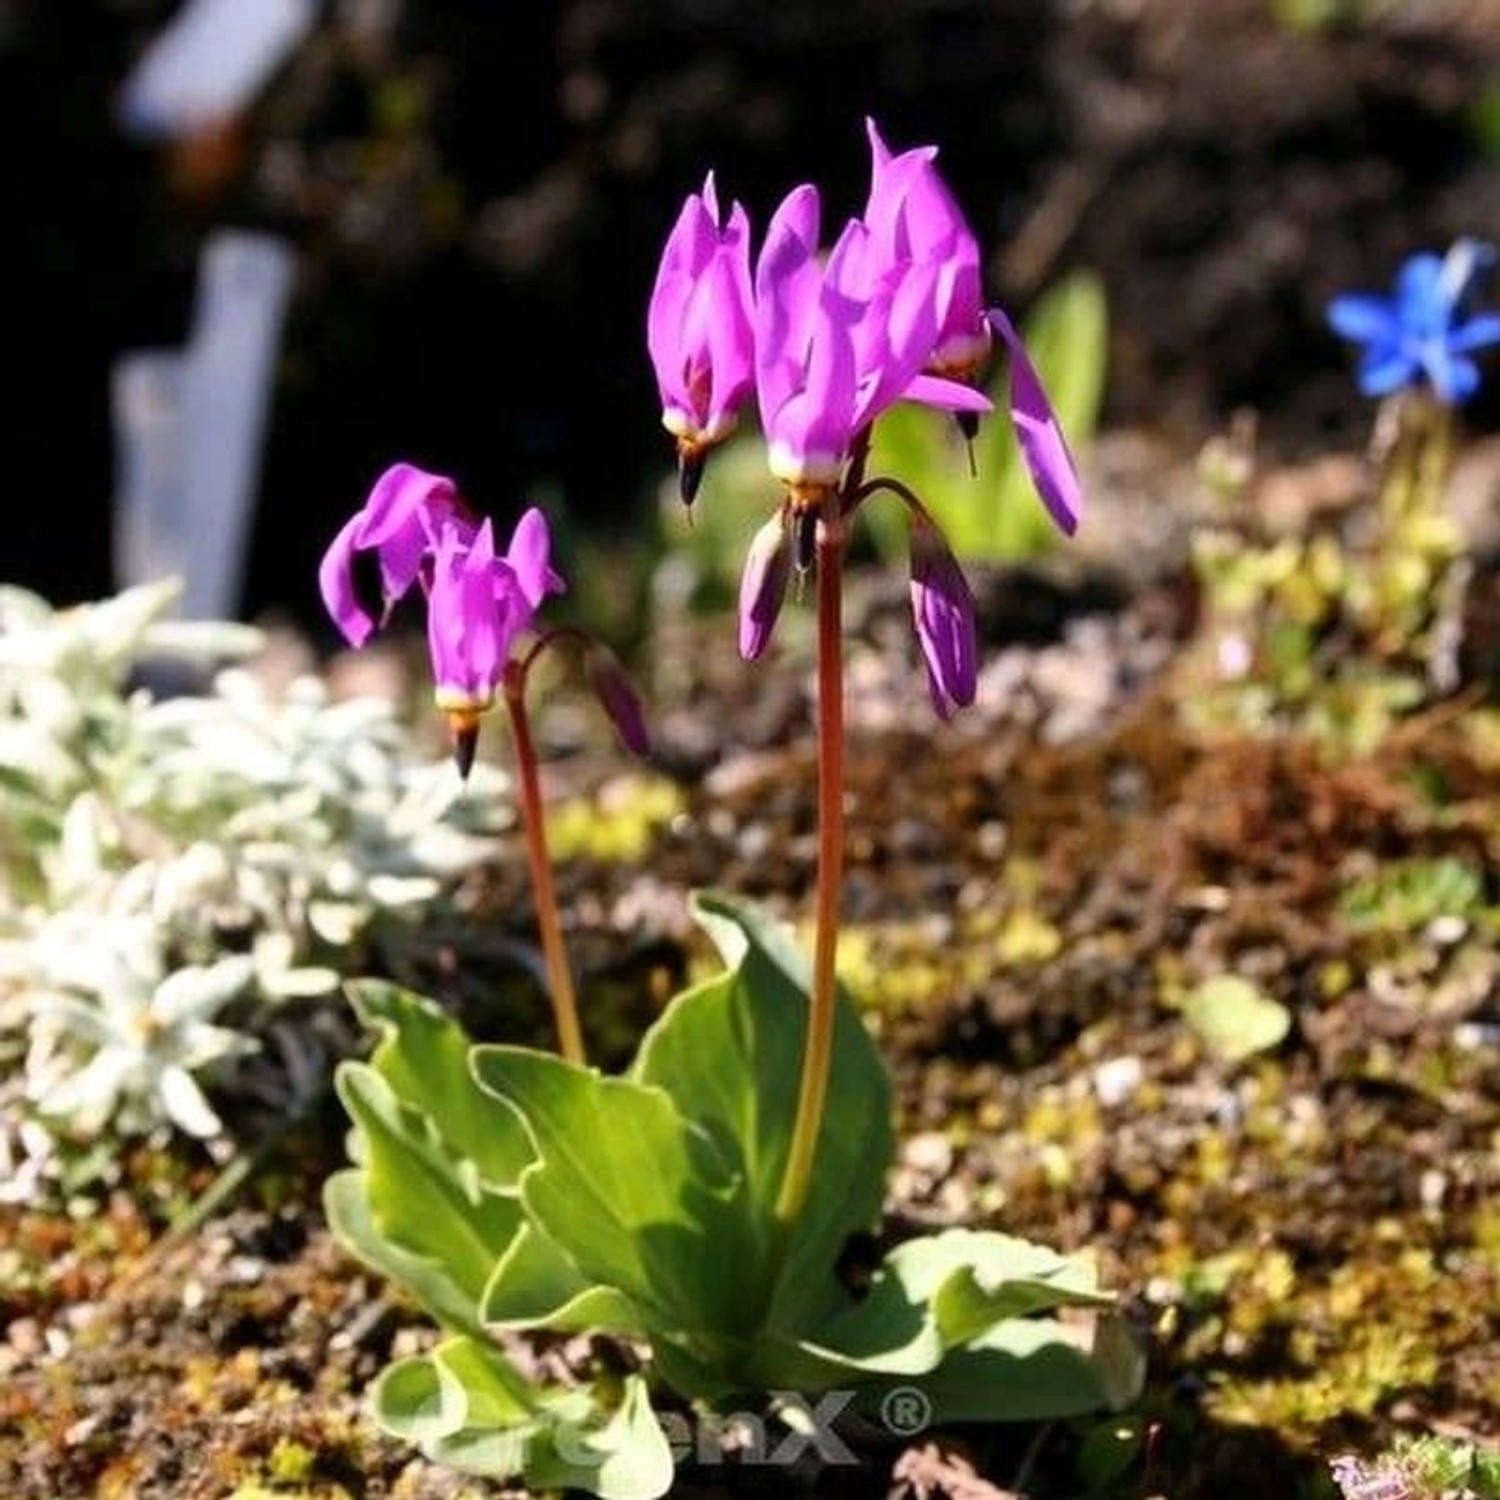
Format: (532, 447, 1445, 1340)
(1327, 238, 1500, 404)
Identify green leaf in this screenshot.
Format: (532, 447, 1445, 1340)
(330, 1061, 523, 1322)
(1178, 974, 1292, 1065)
(632, 891, 894, 1331)
(747, 1229, 1111, 1392)
(374, 1339, 674, 1500)
(526, 1374, 675, 1500)
(869, 1311, 1145, 1425)
(469, 1047, 751, 1349)
(348, 980, 534, 1183)
(912, 1230, 1113, 1345)
(481, 1221, 647, 1338)
(325, 1170, 488, 1337)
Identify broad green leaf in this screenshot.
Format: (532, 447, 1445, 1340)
(481, 1221, 647, 1337)
(864, 1311, 1144, 1425)
(375, 1341, 674, 1500)
(469, 1047, 750, 1344)
(373, 1335, 535, 1444)
(332, 1062, 522, 1317)
(744, 1229, 1110, 1392)
(893, 1229, 1112, 1346)
(324, 1169, 488, 1338)
(632, 891, 893, 1332)
(348, 979, 534, 1183)
(525, 1373, 675, 1500)
(1178, 974, 1292, 1065)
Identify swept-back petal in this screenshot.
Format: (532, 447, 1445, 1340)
(754, 184, 823, 418)
(318, 512, 377, 647)
(504, 506, 565, 609)
(988, 307, 1083, 535)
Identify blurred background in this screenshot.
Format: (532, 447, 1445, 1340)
(4, 0, 1499, 639)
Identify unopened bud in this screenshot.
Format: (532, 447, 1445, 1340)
(738, 511, 792, 661)
(910, 517, 977, 719)
(587, 646, 651, 757)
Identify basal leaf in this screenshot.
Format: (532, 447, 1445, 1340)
(374, 1340, 674, 1500)
(347, 979, 534, 1183)
(632, 891, 893, 1333)
(469, 1047, 751, 1346)
(526, 1373, 675, 1500)
(332, 1062, 522, 1318)
(481, 1221, 647, 1338)
(325, 1170, 488, 1336)
(887, 1229, 1113, 1347)
(869, 1312, 1145, 1425)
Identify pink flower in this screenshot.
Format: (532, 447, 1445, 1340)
(646, 173, 756, 502)
(863, 118, 990, 381)
(427, 507, 564, 715)
(318, 463, 476, 647)
(753, 184, 989, 492)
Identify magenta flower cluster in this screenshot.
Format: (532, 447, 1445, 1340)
(646, 119, 1083, 717)
(318, 462, 566, 765)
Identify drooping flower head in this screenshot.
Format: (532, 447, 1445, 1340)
(424, 506, 564, 772)
(863, 118, 990, 382)
(647, 123, 1087, 719)
(646, 173, 757, 503)
(318, 465, 573, 774)
(753, 183, 989, 502)
(318, 462, 476, 647)
(1327, 238, 1500, 404)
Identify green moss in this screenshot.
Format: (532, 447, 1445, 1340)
(545, 774, 684, 862)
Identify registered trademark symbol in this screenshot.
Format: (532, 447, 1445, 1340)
(879, 1385, 931, 1437)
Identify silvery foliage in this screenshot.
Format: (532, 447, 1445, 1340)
(0, 579, 504, 1185)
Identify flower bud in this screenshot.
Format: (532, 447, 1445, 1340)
(738, 511, 792, 661)
(909, 517, 977, 719)
(586, 645, 651, 757)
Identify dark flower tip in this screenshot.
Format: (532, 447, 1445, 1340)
(448, 713, 480, 779)
(678, 448, 707, 507)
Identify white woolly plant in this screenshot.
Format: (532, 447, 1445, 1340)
(0, 579, 506, 1163)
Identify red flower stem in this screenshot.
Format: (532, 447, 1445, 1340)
(503, 670, 586, 1066)
(774, 505, 847, 1230)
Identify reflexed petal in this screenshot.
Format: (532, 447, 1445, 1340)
(358, 461, 459, 544)
(358, 462, 466, 604)
(317, 512, 378, 647)
(988, 307, 1083, 536)
(505, 506, 565, 608)
(738, 511, 791, 660)
(648, 268, 697, 410)
(1326, 293, 1397, 343)
(428, 521, 505, 705)
(910, 520, 977, 719)
(755, 184, 823, 418)
(649, 178, 756, 444)
(904, 373, 993, 413)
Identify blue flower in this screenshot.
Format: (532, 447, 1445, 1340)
(1327, 239, 1500, 404)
